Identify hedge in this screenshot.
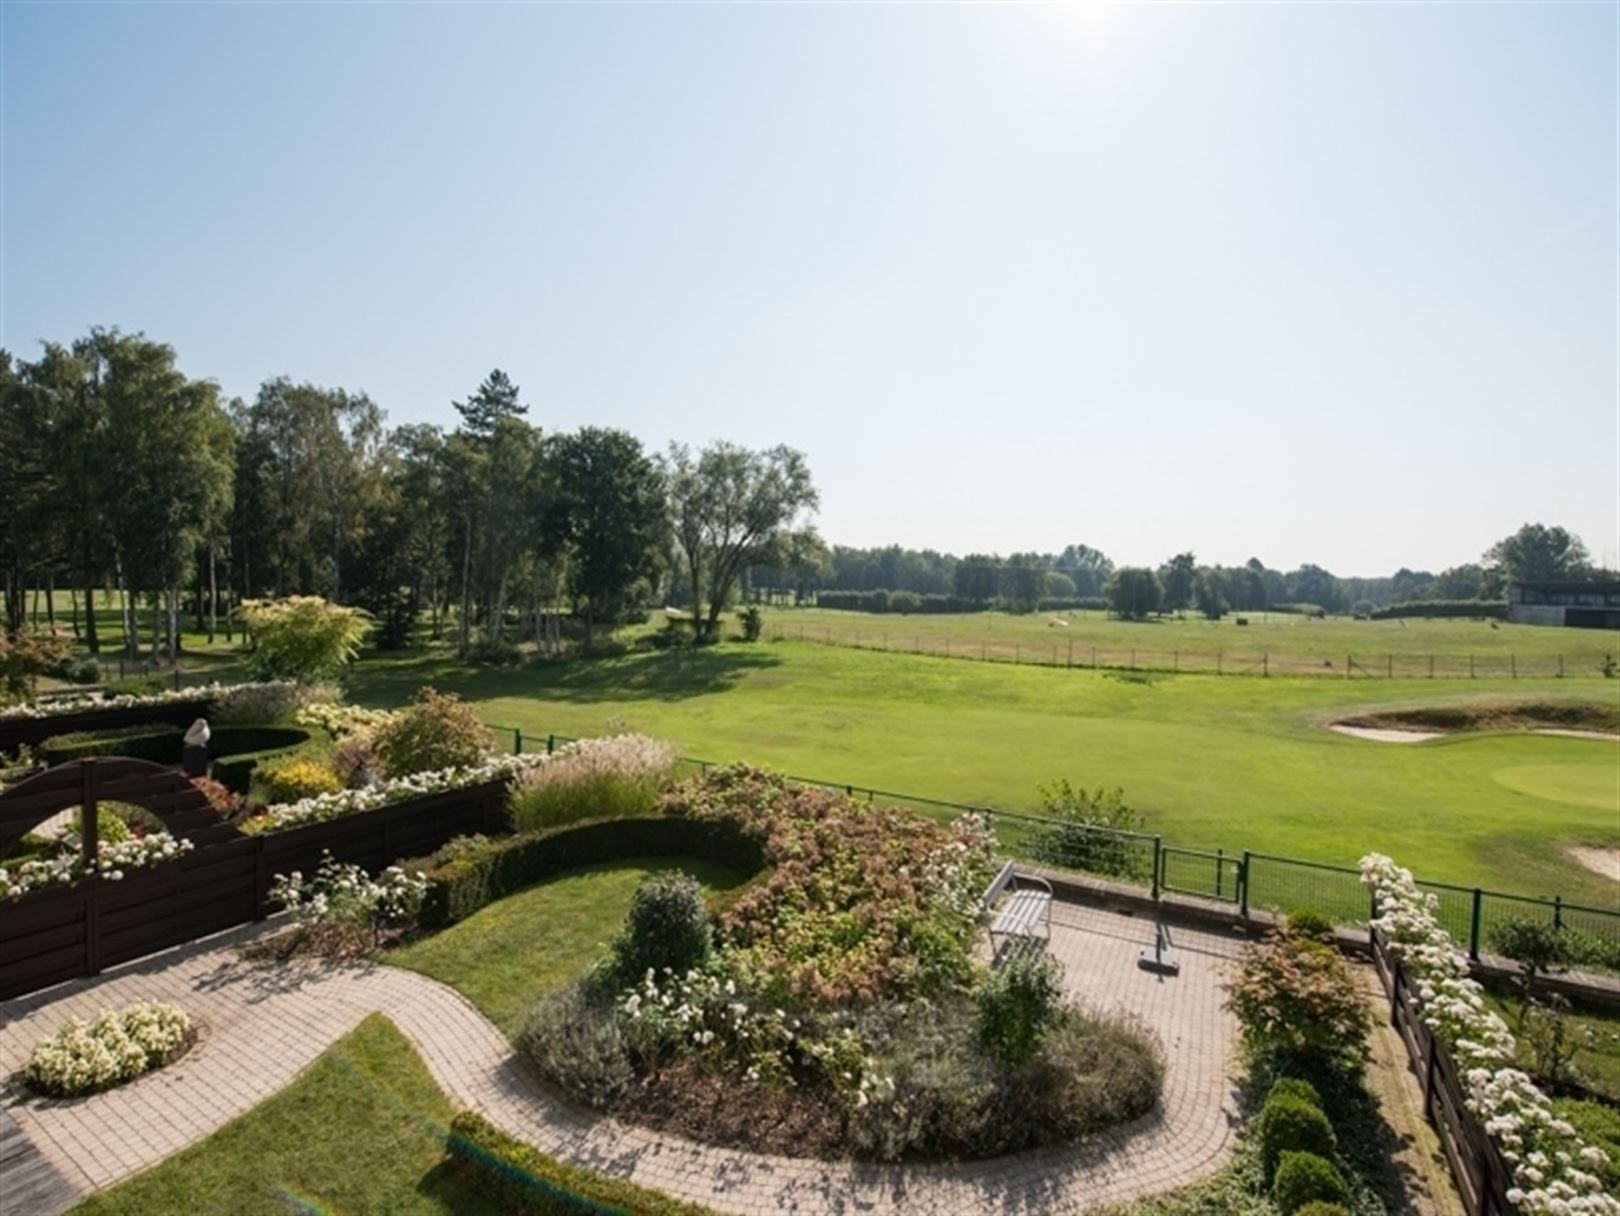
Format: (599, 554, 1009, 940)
(41, 725, 183, 767)
(416, 815, 764, 928)
(445, 1110, 722, 1216)
(39, 724, 314, 793)
(1369, 599, 1508, 621)
(808, 590, 1110, 616)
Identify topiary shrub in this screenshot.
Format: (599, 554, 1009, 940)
(1257, 1092, 1337, 1180)
(1272, 1151, 1349, 1215)
(1267, 1075, 1324, 1110)
(250, 754, 343, 805)
(609, 871, 713, 985)
(1285, 909, 1337, 943)
(372, 688, 493, 778)
(977, 946, 1066, 1066)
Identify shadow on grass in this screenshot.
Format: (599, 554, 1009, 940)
(346, 646, 782, 708)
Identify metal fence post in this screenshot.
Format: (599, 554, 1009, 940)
(1151, 835, 1162, 900)
(1240, 851, 1251, 919)
(1469, 888, 1482, 961)
(1555, 896, 1563, 930)
(546, 733, 555, 754)
(513, 728, 523, 755)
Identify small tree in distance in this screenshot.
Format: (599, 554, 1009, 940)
(1106, 568, 1163, 620)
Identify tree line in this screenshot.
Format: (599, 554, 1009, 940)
(751, 524, 1606, 620)
(0, 328, 818, 655)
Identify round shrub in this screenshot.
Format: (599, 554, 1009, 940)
(1267, 1076, 1324, 1110)
(1285, 909, 1336, 943)
(252, 755, 343, 805)
(372, 688, 493, 778)
(516, 984, 632, 1106)
(1272, 1151, 1349, 1215)
(1294, 1205, 1353, 1216)
(611, 871, 712, 983)
(1258, 1093, 1337, 1179)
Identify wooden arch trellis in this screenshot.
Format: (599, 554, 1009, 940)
(0, 758, 239, 868)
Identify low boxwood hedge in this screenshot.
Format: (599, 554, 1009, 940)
(417, 815, 764, 928)
(40, 724, 314, 793)
(445, 1110, 720, 1215)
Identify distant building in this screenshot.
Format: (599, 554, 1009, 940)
(1507, 580, 1620, 629)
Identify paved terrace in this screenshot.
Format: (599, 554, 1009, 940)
(0, 899, 1242, 1216)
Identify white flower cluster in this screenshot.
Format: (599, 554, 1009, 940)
(269, 851, 429, 929)
(24, 999, 191, 1096)
(0, 680, 296, 722)
(293, 702, 398, 740)
(0, 832, 194, 901)
(249, 751, 548, 832)
(920, 812, 998, 926)
(619, 962, 804, 1082)
(1362, 853, 1619, 1216)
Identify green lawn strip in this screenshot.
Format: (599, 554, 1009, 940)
(388, 856, 746, 1035)
(1481, 990, 1620, 1104)
(70, 1014, 502, 1216)
(342, 641, 1619, 905)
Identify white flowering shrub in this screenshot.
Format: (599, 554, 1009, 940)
(240, 751, 546, 834)
(267, 852, 428, 955)
(293, 702, 398, 740)
(24, 1000, 192, 1097)
(0, 680, 303, 722)
(1362, 853, 1619, 1215)
(0, 831, 194, 901)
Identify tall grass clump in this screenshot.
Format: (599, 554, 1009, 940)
(508, 734, 676, 832)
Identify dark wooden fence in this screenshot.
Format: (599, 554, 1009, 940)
(1372, 933, 1521, 1216)
(0, 765, 508, 1000)
(0, 698, 215, 757)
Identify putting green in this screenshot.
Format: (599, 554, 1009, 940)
(1491, 762, 1620, 811)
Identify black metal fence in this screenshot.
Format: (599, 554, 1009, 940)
(485, 722, 1620, 967)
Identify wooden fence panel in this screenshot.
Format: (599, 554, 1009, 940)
(0, 779, 509, 1000)
(1373, 934, 1521, 1216)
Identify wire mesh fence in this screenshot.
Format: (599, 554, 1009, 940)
(483, 721, 1620, 970)
(769, 623, 1606, 680)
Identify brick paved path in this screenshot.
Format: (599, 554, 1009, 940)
(0, 901, 1241, 1216)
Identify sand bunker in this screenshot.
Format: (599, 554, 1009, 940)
(1330, 725, 1443, 744)
(1568, 846, 1620, 884)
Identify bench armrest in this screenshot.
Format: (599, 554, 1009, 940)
(1015, 873, 1053, 896)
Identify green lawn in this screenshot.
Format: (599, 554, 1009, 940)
(70, 1015, 499, 1216)
(341, 640, 1619, 906)
(1482, 989, 1620, 1105)
(389, 856, 747, 1034)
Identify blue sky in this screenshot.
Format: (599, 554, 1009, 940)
(3, 2, 1615, 575)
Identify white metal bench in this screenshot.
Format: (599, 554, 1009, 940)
(983, 860, 1053, 947)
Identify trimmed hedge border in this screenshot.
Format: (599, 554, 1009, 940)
(445, 1110, 722, 1216)
(416, 815, 764, 929)
(40, 725, 315, 793)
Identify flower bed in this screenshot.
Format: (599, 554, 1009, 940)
(1362, 853, 1619, 1216)
(517, 764, 1165, 1161)
(0, 832, 195, 901)
(24, 999, 192, 1096)
(0, 680, 294, 722)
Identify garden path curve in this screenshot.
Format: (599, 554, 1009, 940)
(0, 901, 1242, 1216)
